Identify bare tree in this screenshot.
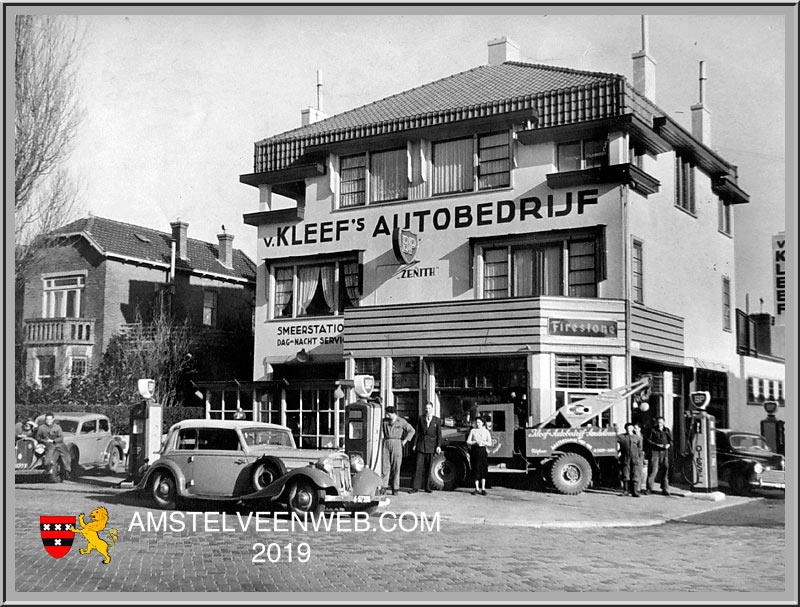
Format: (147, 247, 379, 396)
(14, 15, 85, 282)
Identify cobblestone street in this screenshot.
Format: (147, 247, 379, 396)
(12, 481, 785, 595)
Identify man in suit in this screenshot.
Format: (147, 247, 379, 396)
(411, 401, 443, 493)
(617, 422, 643, 497)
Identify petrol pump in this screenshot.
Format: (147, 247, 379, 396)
(343, 375, 383, 473)
(760, 401, 785, 455)
(685, 391, 718, 492)
(127, 378, 163, 483)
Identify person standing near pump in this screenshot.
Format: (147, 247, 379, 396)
(466, 416, 492, 495)
(617, 422, 643, 497)
(646, 416, 673, 496)
(381, 406, 415, 496)
(411, 402, 443, 493)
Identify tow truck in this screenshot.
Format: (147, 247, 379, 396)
(429, 377, 651, 495)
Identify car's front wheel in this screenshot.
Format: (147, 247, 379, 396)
(286, 479, 325, 516)
(149, 470, 178, 509)
(729, 469, 753, 496)
(49, 459, 67, 483)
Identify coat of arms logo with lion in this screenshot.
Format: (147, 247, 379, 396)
(69, 506, 118, 564)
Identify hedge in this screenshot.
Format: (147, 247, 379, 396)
(14, 402, 206, 435)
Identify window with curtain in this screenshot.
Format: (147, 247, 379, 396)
(432, 137, 473, 195)
(272, 260, 360, 318)
(370, 148, 408, 203)
(202, 290, 218, 326)
(632, 240, 644, 304)
(481, 231, 604, 300)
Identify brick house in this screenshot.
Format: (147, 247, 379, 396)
(20, 216, 256, 387)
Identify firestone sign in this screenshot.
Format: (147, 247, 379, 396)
(548, 318, 618, 338)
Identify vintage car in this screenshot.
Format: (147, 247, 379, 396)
(715, 428, 785, 495)
(14, 436, 70, 483)
(138, 419, 387, 515)
(34, 413, 125, 475)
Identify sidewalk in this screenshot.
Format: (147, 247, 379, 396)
(379, 474, 750, 528)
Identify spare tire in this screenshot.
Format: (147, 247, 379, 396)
(251, 457, 286, 491)
(429, 453, 465, 491)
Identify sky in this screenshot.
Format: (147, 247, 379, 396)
(30, 9, 788, 314)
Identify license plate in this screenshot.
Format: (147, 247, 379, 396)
(15, 463, 27, 469)
(354, 495, 371, 504)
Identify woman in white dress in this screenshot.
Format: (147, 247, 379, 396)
(466, 416, 492, 495)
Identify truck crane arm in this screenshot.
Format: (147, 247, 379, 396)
(537, 376, 651, 429)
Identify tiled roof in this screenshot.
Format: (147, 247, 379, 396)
(51, 216, 256, 282)
(262, 62, 621, 143)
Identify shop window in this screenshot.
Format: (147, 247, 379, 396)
(285, 388, 338, 449)
(555, 355, 611, 390)
(557, 139, 607, 172)
(203, 290, 218, 326)
(42, 274, 84, 319)
(479, 229, 604, 300)
(257, 390, 281, 425)
(722, 277, 732, 332)
(392, 358, 420, 422)
(433, 132, 510, 196)
(675, 153, 696, 214)
(271, 260, 360, 319)
(718, 199, 732, 236)
(632, 239, 644, 304)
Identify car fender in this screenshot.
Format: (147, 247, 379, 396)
(352, 467, 383, 496)
(242, 466, 335, 502)
(139, 460, 190, 497)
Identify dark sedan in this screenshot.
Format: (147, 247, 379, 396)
(715, 429, 785, 495)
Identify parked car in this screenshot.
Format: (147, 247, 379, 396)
(715, 428, 785, 495)
(14, 436, 70, 483)
(138, 419, 387, 515)
(34, 413, 125, 475)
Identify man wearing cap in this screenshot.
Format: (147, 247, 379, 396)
(381, 406, 415, 496)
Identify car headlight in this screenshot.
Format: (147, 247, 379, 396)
(753, 462, 764, 475)
(34, 444, 46, 455)
(349, 454, 365, 473)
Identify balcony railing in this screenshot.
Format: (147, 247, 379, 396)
(25, 318, 96, 346)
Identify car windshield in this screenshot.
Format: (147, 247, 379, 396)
(241, 428, 294, 448)
(729, 433, 771, 452)
(55, 420, 79, 434)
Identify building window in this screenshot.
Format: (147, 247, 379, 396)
(629, 142, 644, 169)
(432, 131, 510, 196)
(203, 291, 218, 326)
(70, 356, 88, 379)
(722, 277, 732, 332)
(42, 274, 84, 319)
(271, 260, 360, 319)
(555, 355, 612, 426)
(557, 139, 608, 172)
(632, 239, 644, 304)
(340, 154, 367, 208)
(675, 153, 696, 214)
(370, 148, 408, 203)
(718, 199, 732, 235)
(36, 355, 56, 386)
(392, 357, 420, 422)
(285, 388, 338, 449)
(355, 358, 382, 394)
(480, 230, 603, 300)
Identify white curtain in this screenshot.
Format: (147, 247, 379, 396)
(538, 245, 563, 296)
(297, 266, 320, 315)
(432, 138, 473, 195)
(513, 248, 534, 297)
(370, 148, 407, 202)
(319, 265, 336, 311)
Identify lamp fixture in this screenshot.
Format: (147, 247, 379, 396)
(296, 348, 311, 363)
(333, 387, 346, 400)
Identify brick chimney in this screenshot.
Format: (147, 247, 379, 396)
(170, 220, 188, 260)
(691, 61, 712, 145)
(488, 37, 520, 66)
(217, 230, 234, 269)
(631, 15, 656, 101)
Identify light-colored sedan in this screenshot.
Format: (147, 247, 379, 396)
(138, 419, 386, 515)
(35, 413, 124, 474)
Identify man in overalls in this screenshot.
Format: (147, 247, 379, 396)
(617, 422, 643, 497)
(381, 406, 415, 496)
